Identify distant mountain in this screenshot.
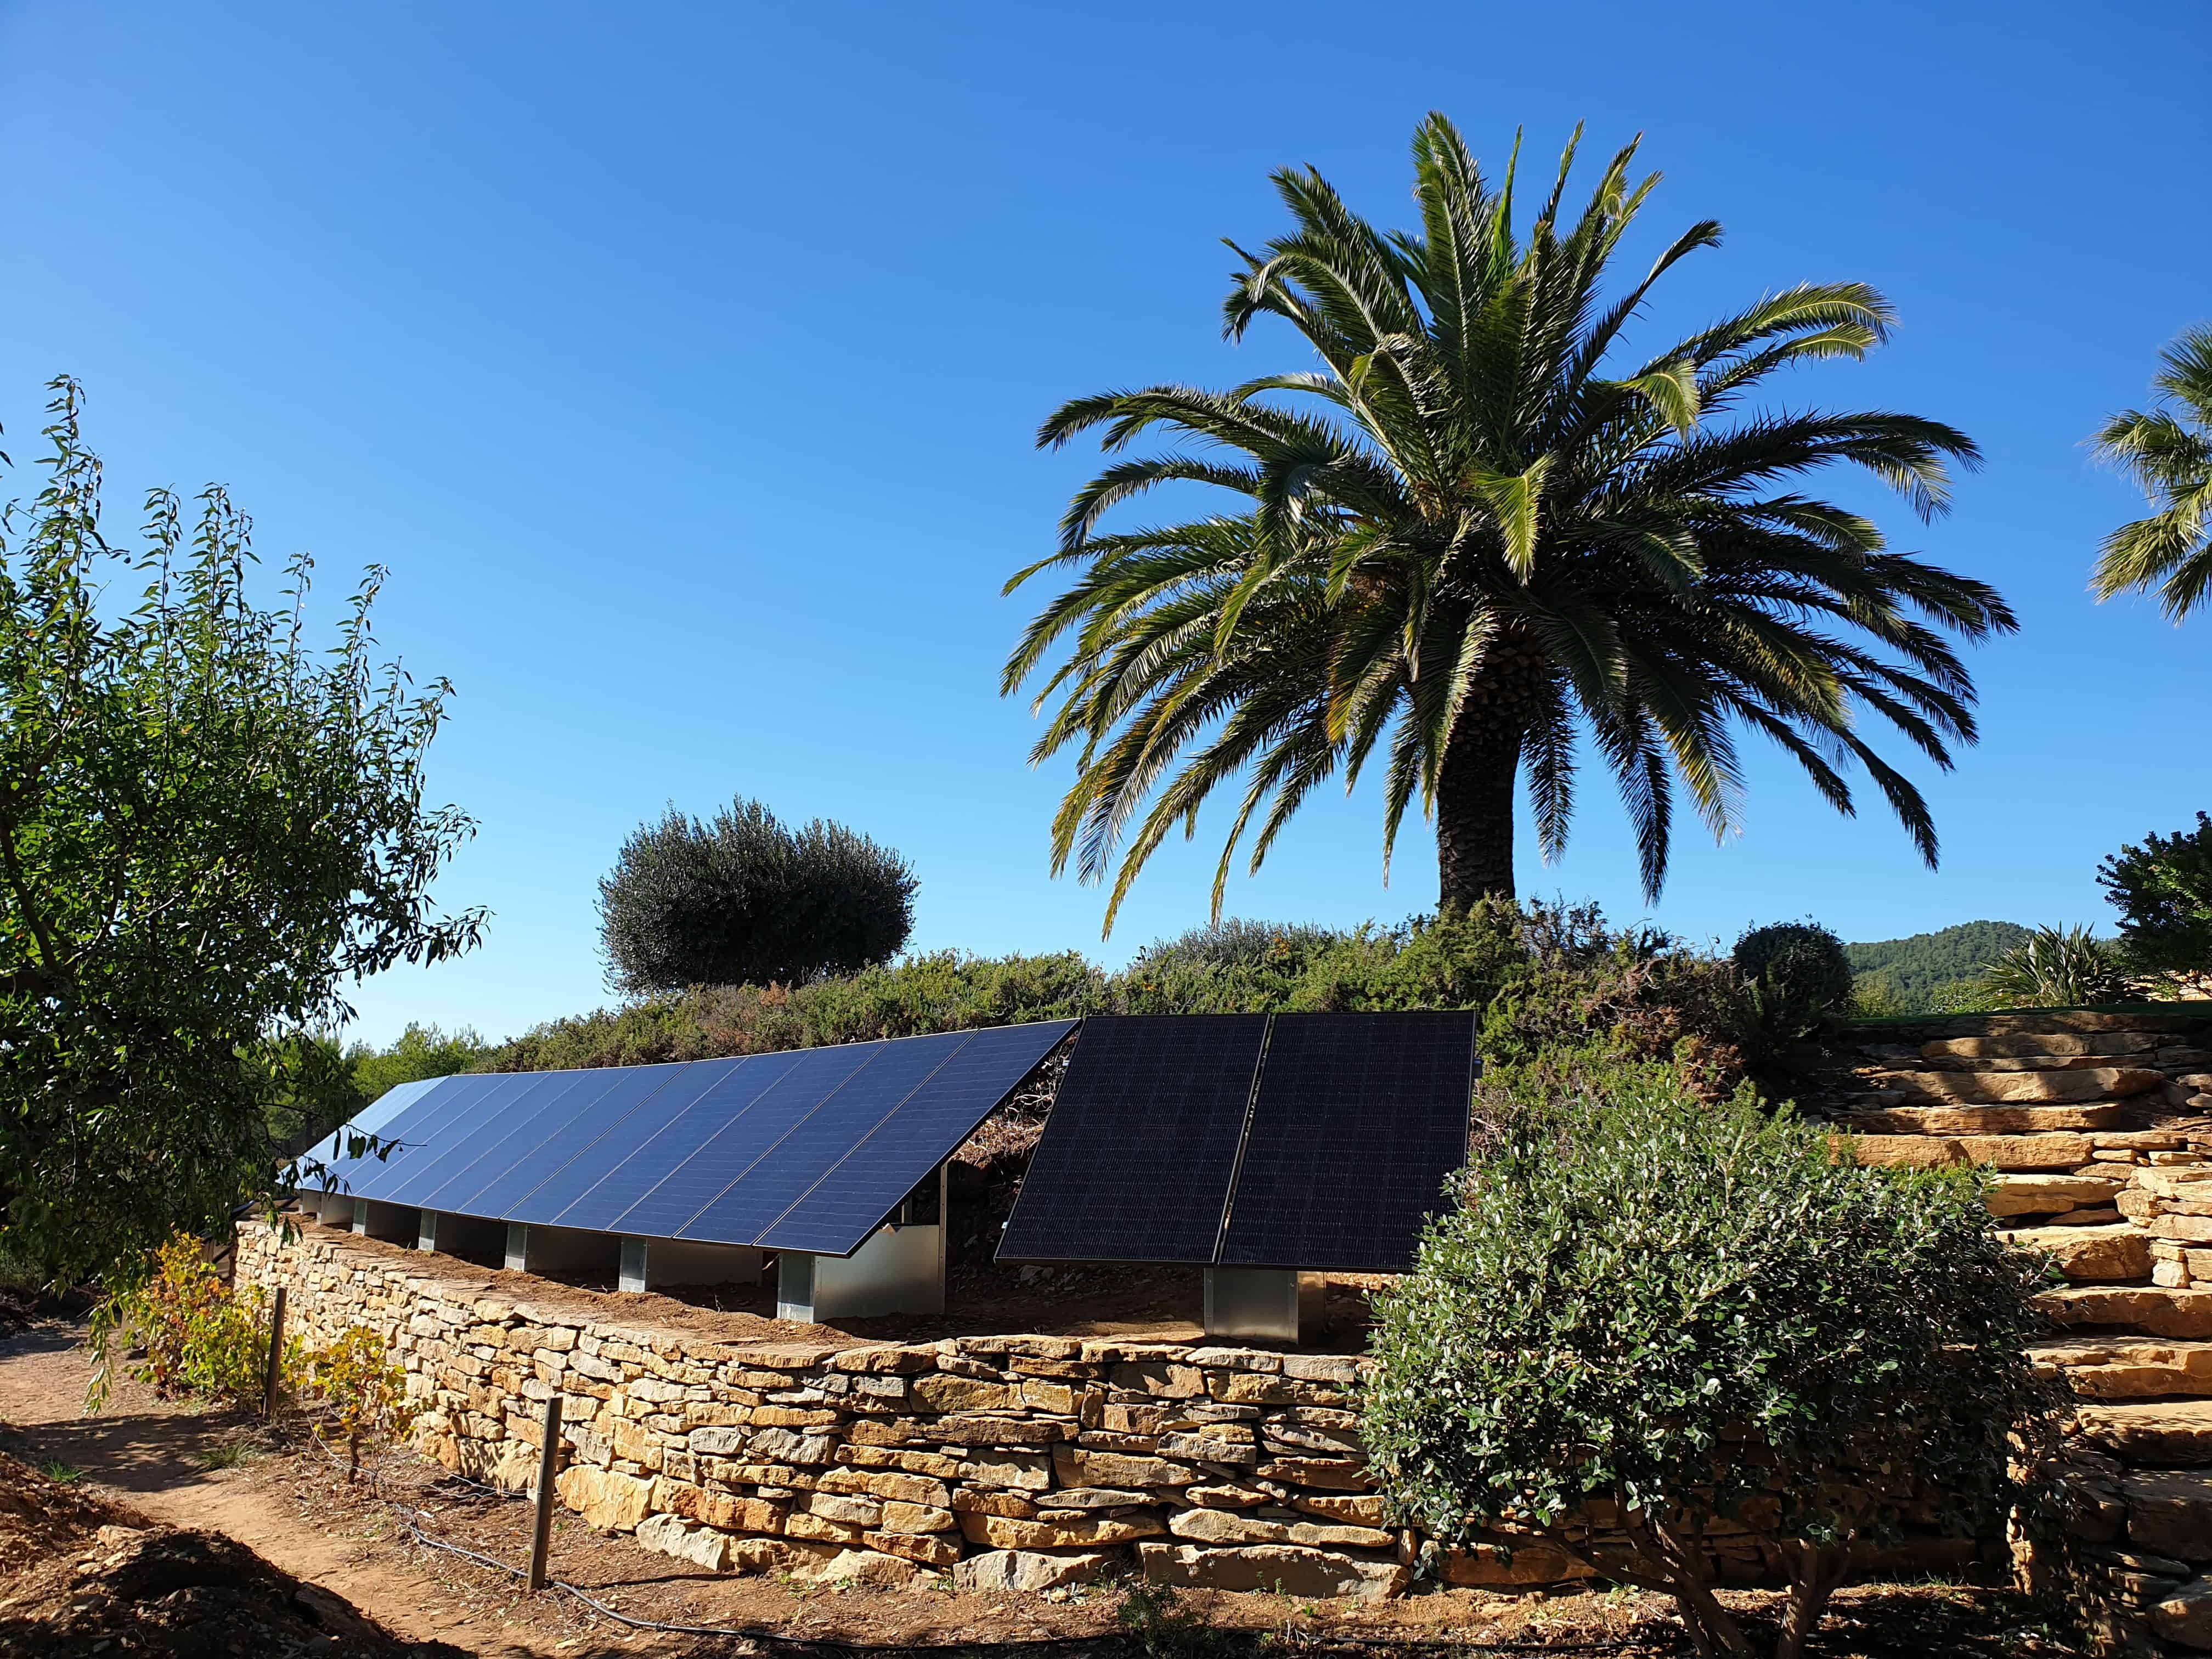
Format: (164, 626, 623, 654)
(1846, 921, 2034, 1011)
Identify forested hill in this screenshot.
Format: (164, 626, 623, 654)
(1846, 921, 2033, 1010)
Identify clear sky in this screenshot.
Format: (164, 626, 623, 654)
(3, 2, 2207, 1047)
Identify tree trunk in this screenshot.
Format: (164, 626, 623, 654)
(1434, 717, 1522, 913)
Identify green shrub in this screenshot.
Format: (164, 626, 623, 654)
(1732, 921, 1855, 1040)
(597, 797, 916, 993)
(1361, 1057, 2061, 1659)
(476, 902, 1753, 1097)
(2099, 812, 2212, 984)
(87, 1235, 304, 1413)
(1980, 924, 2134, 1008)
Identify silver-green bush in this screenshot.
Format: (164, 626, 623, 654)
(1361, 1056, 2061, 1659)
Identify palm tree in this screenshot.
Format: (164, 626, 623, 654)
(1003, 116, 2015, 930)
(2091, 324, 2212, 622)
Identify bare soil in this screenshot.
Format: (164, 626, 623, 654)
(0, 1317, 2079, 1657)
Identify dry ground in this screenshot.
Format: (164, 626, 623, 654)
(0, 1317, 2078, 1658)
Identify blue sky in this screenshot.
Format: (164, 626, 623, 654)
(3, 2, 2206, 1047)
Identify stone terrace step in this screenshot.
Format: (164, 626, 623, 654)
(1867, 1067, 2169, 1105)
(2034, 1338, 2212, 1399)
(2042, 1286, 2212, 1340)
(1989, 1173, 2129, 1216)
(1926, 1032, 2171, 1060)
(1850, 1104, 2125, 1135)
(2002, 1224, 2155, 1282)
(2073, 1399, 2212, 1466)
(1847, 1008, 2212, 1042)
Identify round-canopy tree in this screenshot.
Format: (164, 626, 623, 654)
(597, 797, 916, 993)
(1005, 115, 2013, 930)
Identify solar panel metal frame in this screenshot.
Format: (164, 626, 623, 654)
(997, 1011, 1476, 1273)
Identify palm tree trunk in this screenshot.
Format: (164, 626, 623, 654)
(1434, 718, 1521, 911)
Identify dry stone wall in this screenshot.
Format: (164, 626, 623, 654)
(236, 1221, 1965, 1602)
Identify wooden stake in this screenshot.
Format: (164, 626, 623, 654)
(262, 1287, 287, 1419)
(527, 1394, 562, 1593)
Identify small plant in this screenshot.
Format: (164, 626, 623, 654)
(194, 1441, 259, 1471)
(1979, 924, 2134, 1008)
(86, 1235, 304, 1413)
(1362, 1055, 2064, 1659)
(1114, 1578, 1228, 1658)
(38, 1460, 83, 1484)
(306, 1325, 420, 1481)
(1733, 921, 1855, 1041)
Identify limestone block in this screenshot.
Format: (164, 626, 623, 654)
(861, 1528, 960, 1566)
(1843, 1135, 1964, 1168)
(789, 1548, 922, 1589)
(919, 1415, 1068, 1447)
(1883, 1067, 2166, 1104)
(1111, 1362, 1205, 1398)
(748, 1426, 837, 1464)
(806, 1492, 883, 1527)
(1158, 1431, 1259, 1464)
(1442, 1541, 1598, 1587)
(555, 1465, 652, 1532)
(2075, 1401, 2212, 1466)
(1052, 1447, 1195, 1490)
(1987, 1174, 2124, 1216)
(2161, 1216, 2212, 1244)
(635, 1513, 732, 1571)
(815, 1467, 950, 1507)
(2152, 1576, 2212, 1649)
(2124, 1472, 2212, 1562)
(953, 1549, 1117, 1593)
(959, 1510, 1164, 1550)
(879, 1500, 956, 1534)
(1138, 1541, 1407, 1601)
(2033, 1339, 2212, 1398)
(1256, 1456, 1370, 1491)
(1049, 1487, 1154, 1510)
(1859, 1105, 2122, 1135)
(786, 1511, 868, 1545)
(2042, 1286, 2212, 1339)
(1293, 1494, 1391, 1527)
(1956, 1133, 2097, 1170)
(957, 1451, 1054, 1491)
(1169, 1508, 1286, 1545)
(913, 1374, 1015, 1414)
(2001, 1224, 2154, 1282)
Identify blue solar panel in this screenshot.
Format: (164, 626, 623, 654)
(410, 1069, 625, 1215)
(599, 1047, 849, 1239)
(471, 1063, 691, 1220)
(678, 1032, 968, 1246)
(376, 1073, 580, 1207)
(320, 1074, 500, 1195)
(314, 1077, 445, 1189)
(752, 1020, 1075, 1254)
(349, 1074, 534, 1203)
(530, 1059, 751, 1231)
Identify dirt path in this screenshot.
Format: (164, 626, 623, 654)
(0, 1322, 623, 1657)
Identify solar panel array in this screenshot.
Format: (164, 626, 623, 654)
(313, 1021, 1075, 1257)
(998, 1011, 1475, 1273)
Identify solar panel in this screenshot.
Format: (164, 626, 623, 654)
(320, 1073, 502, 1195)
(469, 1063, 691, 1220)
(746, 1020, 1074, 1253)
(532, 1059, 749, 1231)
(996, 1014, 1267, 1265)
(409, 1069, 624, 1215)
(1216, 1011, 1474, 1271)
(999, 1011, 1476, 1272)
(377, 1073, 582, 1209)
(680, 1032, 969, 1245)
(305, 1021, 1075, 1259)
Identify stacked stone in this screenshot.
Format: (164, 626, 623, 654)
(236, 1220, 1965, 1602)
(1827, 1007, 2212, 1653)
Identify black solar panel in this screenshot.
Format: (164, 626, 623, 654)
(996, 1014, 1267, 1265)
(1216, 1011, 1474, 1271)
(999, 1010, 1475, 1272)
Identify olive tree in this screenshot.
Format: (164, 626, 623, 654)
(1361, 1056, 2061, 1659)
(0, 381, 482, 1282)
(597, 797, 916, 992)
